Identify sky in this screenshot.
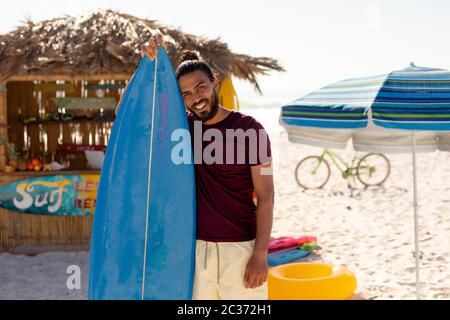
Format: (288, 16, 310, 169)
(1, 0, 450, 104)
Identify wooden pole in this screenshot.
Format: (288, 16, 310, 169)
(0, 82, 7, 170)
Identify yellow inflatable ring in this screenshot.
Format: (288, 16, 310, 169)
(268, 263, 357, 300)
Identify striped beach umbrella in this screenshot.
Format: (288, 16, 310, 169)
(280, 63, 450, 299)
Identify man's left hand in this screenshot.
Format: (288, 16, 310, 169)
(244, 253, 268, 289)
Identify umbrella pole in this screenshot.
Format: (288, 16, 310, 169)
(411, 131, 421, 300)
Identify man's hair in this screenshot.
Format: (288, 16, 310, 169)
(176, 50, 215, 82)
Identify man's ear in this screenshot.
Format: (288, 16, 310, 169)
(213, 77, 220, 92)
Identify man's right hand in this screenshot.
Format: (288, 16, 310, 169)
(116, 35, 168, 116)
(141, 34, 167, 60)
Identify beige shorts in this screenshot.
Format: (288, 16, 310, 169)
(192, 239, 268, 300)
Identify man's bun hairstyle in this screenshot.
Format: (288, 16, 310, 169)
(178, 50, 201, 64)
(176, 50, 215, 82)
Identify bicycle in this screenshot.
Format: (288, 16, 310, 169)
(295, 148, 391, 190)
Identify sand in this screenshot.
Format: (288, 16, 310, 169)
(0, 252, 89, 300)
(0, 105, 449, 300)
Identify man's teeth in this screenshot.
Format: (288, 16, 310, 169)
(195, 102, 206, 110)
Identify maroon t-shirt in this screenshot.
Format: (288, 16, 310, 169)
(188, 111, 272, 242)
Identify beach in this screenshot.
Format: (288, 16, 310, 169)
(0, 103, 449, 300)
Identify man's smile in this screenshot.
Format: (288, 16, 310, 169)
(193, 101, 208, 111)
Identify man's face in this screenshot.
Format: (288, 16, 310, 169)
(178, 70, 219, 122)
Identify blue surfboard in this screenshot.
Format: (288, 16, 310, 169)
(88, 47, 196, 300)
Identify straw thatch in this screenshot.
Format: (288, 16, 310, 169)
(0, 10, 284, 92)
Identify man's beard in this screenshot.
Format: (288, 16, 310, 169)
(190, 90, 219, 122)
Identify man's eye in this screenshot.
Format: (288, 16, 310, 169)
(183, 93, 191, 98)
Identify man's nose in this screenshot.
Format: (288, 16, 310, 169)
(192, 89, 206, 103)
(192, 95, 203, 105)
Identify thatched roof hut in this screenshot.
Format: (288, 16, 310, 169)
(0, 9, 283, 92)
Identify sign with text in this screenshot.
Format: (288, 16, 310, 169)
(0, 174, 100, 216)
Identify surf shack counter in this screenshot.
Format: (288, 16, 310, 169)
(0, 170, 99, 253)
(0, 77, 127, 253)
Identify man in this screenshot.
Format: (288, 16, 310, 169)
(116, 35, 274, 300)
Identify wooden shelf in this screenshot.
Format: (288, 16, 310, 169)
(22, 118, 115, 125)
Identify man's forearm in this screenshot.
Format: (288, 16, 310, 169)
(253, 196, 274, 256)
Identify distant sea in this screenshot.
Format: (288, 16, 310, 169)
(239, 97, 286, 138)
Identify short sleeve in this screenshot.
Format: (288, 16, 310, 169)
(248, 119, 272, 166)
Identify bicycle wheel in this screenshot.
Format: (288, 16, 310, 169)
(295, 156, 331, 190)
(356, 153, 391, 187)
